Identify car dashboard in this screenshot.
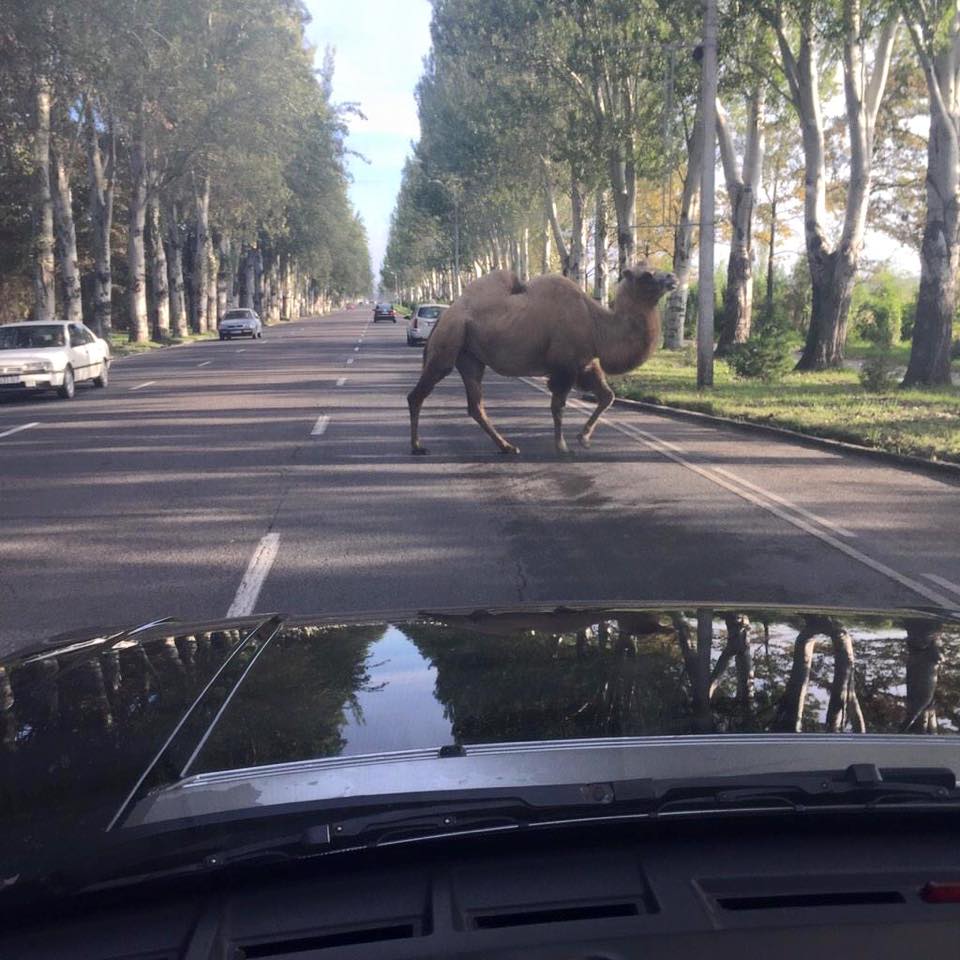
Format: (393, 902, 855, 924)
(4, 812, 960, 959)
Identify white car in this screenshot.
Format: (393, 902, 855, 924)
(0, 321, 110, 400)
(218, 308, 263, 340)
(406, 303, 447, 346)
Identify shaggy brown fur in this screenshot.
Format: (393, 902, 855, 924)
(407, 265, 678, 455)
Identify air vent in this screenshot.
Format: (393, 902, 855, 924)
(717, 891, 905, 911)
(239, 923, 416, 957)
(473, 902, 638, 929)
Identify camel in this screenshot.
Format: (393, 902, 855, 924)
(407, 264, 678, 455)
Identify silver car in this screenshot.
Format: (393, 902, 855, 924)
(218, 308, 263, 340)
(406, 303, 447, 346)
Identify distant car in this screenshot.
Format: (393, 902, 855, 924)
(0, 321, 110, 399)
(218, 308, 262, 340)
(406, 303, 447, 346)
(373, 302, 397, 322)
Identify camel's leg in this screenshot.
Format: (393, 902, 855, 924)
(408, 309, 466, 454)
(456, 351, 519, 454)
(547, 370, 575, 454)
(408, 362, 453, 454)
(577, 361, 615, 448)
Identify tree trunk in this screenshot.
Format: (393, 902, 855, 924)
(903, 49, 959, 386)
(766, 186, 778, 323)
(216, 234, 231, 322)
(84, 102, 114, 337)
(51, 144, 83, 324)
(593, 189, 608, 303)
(521, 226, 530, 282)
(716, 90, 764, 355)
(148, 193, 170, 340)
(664, 105, 704, 349)
(568, 173, 586, 287)
(32, 77, 56, 322)
(240, 247, 256, 308)
(190, 177, 210, 333)
(127, 113, 149, 343)
(800, 246, 858, 369)
(165, 201, 187, 338)
(608, 141, 637, 277)
(540, 155, 570, 274)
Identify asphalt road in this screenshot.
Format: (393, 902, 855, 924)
(2, 309, 959, 654)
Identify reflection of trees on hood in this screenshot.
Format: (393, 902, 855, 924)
(407, 612, 960, 742)
(405, 618, 689, 743)
(192, 625, 383, 773)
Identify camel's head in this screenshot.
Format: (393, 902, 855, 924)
(621, 265, 678, 303)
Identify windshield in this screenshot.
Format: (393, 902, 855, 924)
(0, 325, 64, 349)
(3, 0, 960, 916)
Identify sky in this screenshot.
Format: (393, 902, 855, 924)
(303, 1, 433, 282)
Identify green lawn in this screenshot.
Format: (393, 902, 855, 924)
(612, 349, 960, 465)
(108, 330, 217, 357)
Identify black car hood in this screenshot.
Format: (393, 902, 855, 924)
(3, 603, 960, 886)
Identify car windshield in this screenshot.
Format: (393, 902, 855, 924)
(0, 325, 64, 349)
(3, 0, 960, 922)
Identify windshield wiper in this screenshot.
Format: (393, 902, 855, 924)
(58, 764, 960, 899)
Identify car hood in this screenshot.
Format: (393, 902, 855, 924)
(0, 349, 63, 366)
(3, 603, 960, 883)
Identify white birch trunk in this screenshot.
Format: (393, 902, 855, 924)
(190, 177, 210, 333)
(84, 102, 114, 337)
(148, 193, 169, 339)
(127, 113, 149, 343)
(593, 189, 609, 302)
(540, 155, 570, 272)
(51, 144, 83, 325)
(165, 201, 187, 338)
(32, 77, 55, 322)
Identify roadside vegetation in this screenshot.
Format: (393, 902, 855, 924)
(0, 0, 372, 343)
(383, 0, 960, 423)
(614, 353, 960, 465)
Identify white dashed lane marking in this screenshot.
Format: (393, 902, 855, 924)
(311, 414, 331, 436)
(129, 381, 156, 391)
(226, 533, 281, 617)
(0, 422, 39, 441)
(336, 377, 347, 387)
(197, 361, 212, 367)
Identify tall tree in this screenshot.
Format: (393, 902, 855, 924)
(762, 0, 899, 370)
(900, 1, 960, 386)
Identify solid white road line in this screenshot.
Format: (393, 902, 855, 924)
(922, 573, 960, 600)
(197, 360, 212, 367)
(336, 377, 347, 387)
(130, 381, 156, 391)
(0, 421, 39, 441)
(521, 377, 956, 609)
(311, 414, 331, 436)
(226, 533, 281, 617)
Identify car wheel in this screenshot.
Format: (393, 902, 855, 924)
(57, 366, 75, 400)
(93, 360, 109, 388)
(219, 333, 225, 340)
(257, 330, 263, 339)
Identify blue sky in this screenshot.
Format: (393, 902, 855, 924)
(304, 1, 433, 279)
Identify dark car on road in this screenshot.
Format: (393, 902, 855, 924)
(373, 302, 397, 322)
(4, 603, 960, 958)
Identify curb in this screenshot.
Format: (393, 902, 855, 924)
(607, 395, 960, 485)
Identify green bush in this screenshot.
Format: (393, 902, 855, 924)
(852, 269, 915, 345)
(727, 327, 794, 382)
(858, 347, 898, 393)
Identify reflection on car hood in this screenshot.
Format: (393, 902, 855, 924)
(0, 349, 60, 364)
(3, 603, 960, 875)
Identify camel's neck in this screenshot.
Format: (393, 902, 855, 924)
(593, 290, 661, 375)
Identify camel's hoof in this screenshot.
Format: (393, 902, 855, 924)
(411, 447, 428, 456)
(577, 434, 592, 449)
(500, 444, 520, 455)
